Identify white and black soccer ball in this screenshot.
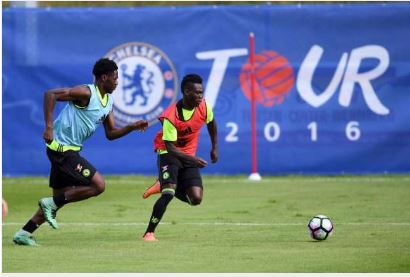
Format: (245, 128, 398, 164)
(307, 215, 334, 241)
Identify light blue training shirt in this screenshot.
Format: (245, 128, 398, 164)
(53, 84, 113, 147)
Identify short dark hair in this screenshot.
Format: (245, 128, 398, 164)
(181, 74, 202, 93)
(92, 58, 118, 79)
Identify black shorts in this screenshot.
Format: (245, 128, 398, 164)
(157, 153, 202, 192)
(47, 147, 96, 189)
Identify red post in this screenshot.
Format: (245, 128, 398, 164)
(249, 32, 259, 179)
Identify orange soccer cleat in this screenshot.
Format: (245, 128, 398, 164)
(142, 179, 161, 199)
(142, 232, 158, 242)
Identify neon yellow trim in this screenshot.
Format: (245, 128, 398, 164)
(186, 194, 193, 205)
(162, 188, 175, 195)
(74, 104, 87, 109)
(206, 100, 214, 123)
(182, 108, 195, 120)
(162, 119, 177, 141)
(95, 85, 108, 107)
(46, 140, 81, 152)
(180, 102, 213, 122)
(158, 149, 168, 155)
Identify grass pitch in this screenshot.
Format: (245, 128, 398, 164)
(2, 175, 410, 273)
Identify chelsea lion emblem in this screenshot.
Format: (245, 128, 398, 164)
(105, 42, 178, 126)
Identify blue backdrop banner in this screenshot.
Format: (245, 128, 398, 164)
(3, 4, 410, 175)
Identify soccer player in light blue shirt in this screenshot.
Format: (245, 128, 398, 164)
(13, 58, 148, 246)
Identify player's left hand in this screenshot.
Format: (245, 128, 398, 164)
(134, 120, 149, 131)
(43, 127, 54, 144)
(210, 148, 218, 163)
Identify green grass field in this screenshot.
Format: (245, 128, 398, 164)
(2, 175, 410, 273)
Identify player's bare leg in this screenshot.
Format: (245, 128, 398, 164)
(184, 186, 203, 206)
(39, 172, 105, 229)
(13, 186, 70, 246)
(13, 207, 45, 246)
(60, 172, 105, 202)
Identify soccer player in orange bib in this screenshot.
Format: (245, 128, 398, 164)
(142, 74, 218, 241)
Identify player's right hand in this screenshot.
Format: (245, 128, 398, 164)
(196, 157, 208, 168)
(43, 128, 53, 144)
(134, 120, 149, 131)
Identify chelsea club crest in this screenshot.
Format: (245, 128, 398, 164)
(104, 42, 178, 126)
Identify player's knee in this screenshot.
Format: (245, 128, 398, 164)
(189, 195, 202, 206)
(91, 172, 105, 195)
(91, 180, 105, 195)
(187, 187, 202, 206)
(95, 182, 105, 195)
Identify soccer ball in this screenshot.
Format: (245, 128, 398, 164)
(307, 215, 333, 241)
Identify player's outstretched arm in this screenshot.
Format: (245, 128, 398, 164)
(165, 141, 208, 168)
(103, 112, 148, 140)
(207, 119, 218, 163)
(43, 86, 91, 143)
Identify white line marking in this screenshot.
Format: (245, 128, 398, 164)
(3, 175, 410, 186)
(3, 222, 410, 227)
(3, 176, 410, 186)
